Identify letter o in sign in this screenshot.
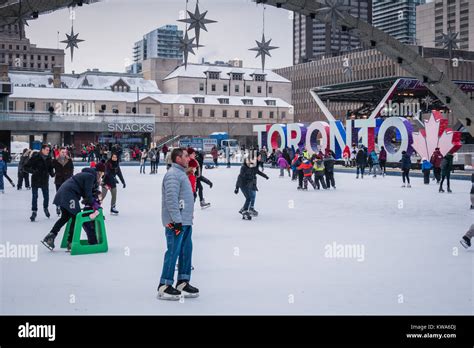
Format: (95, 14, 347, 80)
(305, 121, 329, 156)
(377, 117, 412, 162)
(267, 124, 286, 151)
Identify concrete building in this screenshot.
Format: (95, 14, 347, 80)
(417, 0, 474, 51)
(275, 46, 474, 125)
(0, 63, 293, 150)
(293, 0, 372, 64)
(373, 0, 426, 45)
(0, 23, 65, 72)
(129, 25, 183, 73)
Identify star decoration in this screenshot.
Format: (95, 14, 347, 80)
(179, 31, 201, 69)
(61, 26, 84, 62)
(435, 28, 463, 58)
(249, 33, 278, 71)
(315, 0, 352, 30)
(178, 2, 217, 47)
(421, 95, 433, 109)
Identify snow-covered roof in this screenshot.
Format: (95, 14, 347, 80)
(164, 64, 290, 83)
(11, 87, 292, 108)
(9, 71, 161, 93)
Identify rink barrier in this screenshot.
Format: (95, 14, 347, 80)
(60, 209, 108, 256)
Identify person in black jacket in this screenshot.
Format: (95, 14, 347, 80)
(234, 154, 269, 217)
(101, 154, 126, 215)
(17, 149, 31, 190)
(41, 167, 101, 251)
(324, 152, 336, 189)
(24, 145, 55, 222)
(355, 146, 367, 179)
(52, 147, 74, 216)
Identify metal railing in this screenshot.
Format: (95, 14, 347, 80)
(0, 111, 155, 124)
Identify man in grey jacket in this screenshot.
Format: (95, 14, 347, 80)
(158, 148, 199, 300)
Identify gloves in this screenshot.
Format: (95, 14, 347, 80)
(210, 182, 213, 189)
(234, 188, 239, 194)
(122, 183, 126, 189)
(166, 222, 183, 236)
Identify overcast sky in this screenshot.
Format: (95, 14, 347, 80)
(24, 0, 293, 74)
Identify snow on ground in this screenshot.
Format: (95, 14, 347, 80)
(0, 165, 472, 315)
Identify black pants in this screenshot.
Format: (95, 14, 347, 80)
(356, 165, 365, 177)
(17, 171, 30, 188)
(3, 172, 14, 186)
(402, 169, 410, 184)
(423, 170, 430, 184)
(314, 173, 327, 189)
(150, 161, 157, 173)
(325, 171, 335, 188)
(433, 167, 441, 182)
(298, 170, 303, 188)
(213, 158, 218, 167)
(196, 179, 204, 202)
(50, 207, 76, 243)
(379, 160, 387, 174)
(440, 174, 451, 190)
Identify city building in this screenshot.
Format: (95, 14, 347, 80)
(0, 62, 293, 150)
(293, 0, 372, 65)
(373, 0, 426, 45)
(0, 23, 65, 72)
(417, 0, 474, 51)
(275, 46, 474, 126)
(129, 25, 184, 73)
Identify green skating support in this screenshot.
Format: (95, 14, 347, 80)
(60, 209, 108, 255)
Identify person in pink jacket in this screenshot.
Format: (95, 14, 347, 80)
(277, 154, 290, 177)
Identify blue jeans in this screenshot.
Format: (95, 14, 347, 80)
(160, 225, 193, 286)
(0, 174, 4, 190)
(32, 186, 49, 212)
(250, 190, 256, 209)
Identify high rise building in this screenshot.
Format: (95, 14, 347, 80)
(0, 23, 65, 73)
(293, 0, 372, 65)
(373, 0, 426, 45)
(417, 0, 474, 51)
(130, 25, 183, 73)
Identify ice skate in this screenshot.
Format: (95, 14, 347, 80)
(44, 208, 50, 218)
(110, 206, 119, 215)
(460, 236, 471, 249)
(157, 284, 181, 301)
(200, 200, 211, 209)
(241, 210, 252, 220)
(401, 184, 406, 188)
(30, 211, 37, 222)
(439, 188, 445, 193)
(176, 281, 199, 298)
(249, 208, 259, 217)
(407, 184, 411, 188)
(41, 233, 56, 251)
(447, 188, 452, 193)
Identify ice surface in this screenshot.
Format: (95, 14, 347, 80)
(0, 166, 472, 315)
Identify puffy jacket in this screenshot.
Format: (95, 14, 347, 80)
(297, 161, 313, 177)
(356, 150, 367, 166)
(343, 146, 350, 158)
(400, 153, 411, 170)
(441, 153, 454, 176)
(52, 156, 74, 186)
(18, 152, 30, 173)
(430, 150, 443, 168)
(236, 162, 268, 191)
(53, 168, 98, 215)
(277, 156, 289, 169)
(323, 156, 335, 173)
(421, 160, 432, 171)
(161, 163, 194, 227)
(23, 151, 54, 188)
(313, 159, 325, 175)
(103, 159, 125, 189)
(369, 151, 379, 165)
(379, 148, 387, 161)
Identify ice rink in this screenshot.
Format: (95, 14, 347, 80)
(0, 165, 472, 315)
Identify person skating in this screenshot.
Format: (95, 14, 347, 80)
(52, 147, 74, 216)
(421, 158, 432, 185)
(293, 152, 305, 189)
(323, 152, 336, 189)
(235, 154, 269, 218)
(470, 173, 474, 209)
(165, 149, 173, 170)
(460, 224, 474, 249)
(342, 145, 351, 167)
(400, 150, 412, 188)
(297, 157, 316, 190)
(101, 154, 126, 215)
(277, 153, 289, 178)
(17, 149, 31, 190)
(41, 167, 101, 251)
(161, 144, 169, 162)
(282, 148, 292, 177)
(149, 147, 158, 174)
(369, 150, 381, 178)
(439, 152, 454, 193)
(186, 148, 199, 200)
(194, 150, 212, 209)
(313, 155, 327, 189)
(290, 150, 300, 181)
(158, 148, 199, 300)
(379, 146, 387, 176)
(24, 145, 55, 221)
(139, 148, 148, 174)
(211, 146, 219, 167)
(430, 148, 443, 183)
(355, 146, 366, 179)
(0, 153, 5, 194)
(350, 144, 357, 167)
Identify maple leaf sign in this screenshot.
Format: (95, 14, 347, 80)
(412, 111, 462, 159)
